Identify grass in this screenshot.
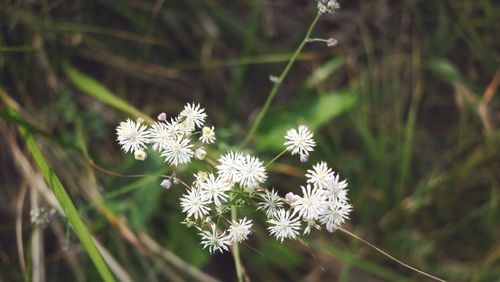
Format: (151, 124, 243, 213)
(1, 0, 499, 281)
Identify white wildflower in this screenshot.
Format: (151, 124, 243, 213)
(324, 173, 348, 204)
(180, 188, 211, 220)
(148, 121, 178, 151)
(303, 220, 321, 235)
(216, 151, 243, 183)
(199, 173, 232, 206)
(258, 189, 284, 218)
(116, 118, 150, 153)
(267, 209, 301, 242)
(306, 161, 332, 188)
(284, 125, 316, 157)
(319, 201, 352, 232)
(228, 218, 253, 243)
(292, 184, 328, 220)
(237, 154, 267, 189)
(200, 126, 216, 144)
(199, 224, 231, 254)
(179, 103, 207, 129)
(161, 137, 193, 166)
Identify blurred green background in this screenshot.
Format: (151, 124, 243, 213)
(1, 0, 499, 281)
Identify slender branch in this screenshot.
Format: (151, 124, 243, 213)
(265, 149, 288, 168)
(231, 206, 245, 282)
(241, 14, 321, 147)
(338, 227, 446, 282)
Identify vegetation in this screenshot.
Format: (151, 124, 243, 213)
(1, 0, 498, 281)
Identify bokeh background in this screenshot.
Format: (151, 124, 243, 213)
(1, 0, 499, 281)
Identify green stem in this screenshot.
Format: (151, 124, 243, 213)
(265, 149, 288, 168)
(241, 14, 321, 147)
(231, 206, 244, 282)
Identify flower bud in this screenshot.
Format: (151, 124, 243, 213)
(195, 147, 207, 160)
(134, 149, 147, 161)
(326, 224, 337, 233)
(160, 179, 172, 190)
(157, 112, 167, 121)
(326, 37, 338, 47)
(285, 192, 295, 204)
(300, 154, 309, 163)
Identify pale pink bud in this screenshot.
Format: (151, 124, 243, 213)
(300, 154, 309, 163)
(157, 112, 167, 121)
(326, 37, 338, 47)
(285, 192, 295, 204)
(326, 224, 337, 233)
(160, 179, 172, 190)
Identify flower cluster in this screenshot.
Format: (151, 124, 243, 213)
(316, 0, 340, 15)
(116, 104, 352, 254)
(116, 103, 215, 166)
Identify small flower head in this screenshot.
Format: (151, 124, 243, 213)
(306, 162, 332, 189)
(217, 151, 244, 183)
(324, 173, 349, 204)
(284, 125, 316, 157)
(258, 189, 284, 218)
(237, 154, 267, 189)
(149, 121, 178, 151)
(116, 118, 150, 153)
(30, 207, 56, 227)
(319, 201, 352, 232)
(200, 126, 216, 144)
(161, 137, 194, 166)
(179, 103, 207, 129)
(292, 184, 328, 220)
(228, 218, 253, 243)
(199, 173, 232, 206)
(199, 224, 231, 254)
(285, 192, 296, 205)
(317, 0, 340, 15)
(160, 179, 172, 190)
(267, 209, 301, 242)
(134, 149, 147, 161)
(180, 188, 211, 220)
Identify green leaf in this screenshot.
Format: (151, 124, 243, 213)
(306, 57, 346, 88)
(63, 62, 153, 123)
(428, 59, 464, 84)
(2, 93, 116, 282)
(256, 90, 358, 151)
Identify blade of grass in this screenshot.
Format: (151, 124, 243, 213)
(1, 90, 116, 282)
(63, 62, 153, 123)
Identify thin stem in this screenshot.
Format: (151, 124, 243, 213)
(338, 227, 445, 282)
(265, 149, 288, 168)
(241, 14, 321, 147)
(231, 206, 244, 282)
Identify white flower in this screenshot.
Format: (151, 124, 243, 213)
(216, 151, 243, 183)
(292, 184, 328, 220)
(284, 125, 316, 157)
(180, 188, 211, 220)
(324, 173, 348, 204)
(257, 189, 284, 218)
(237, 154, 267, 189)
(200, 126, 216, 144)
(306, 162, 332, 188)
(228, 218, 253, 243)
(179, 103, 207, 129)
(267, 209, 301, 242)
(148, 121, 178, 151)
(199, 173, 232, 206)
(319, 201, 352, 232)
(199, 224, 231, 254)
(193, 171, 209, 187)
(161, 137, 193, 166)
(134, 149, 147, 161)
(116, 118, 150, 153)
(317, 0, 340, 15)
